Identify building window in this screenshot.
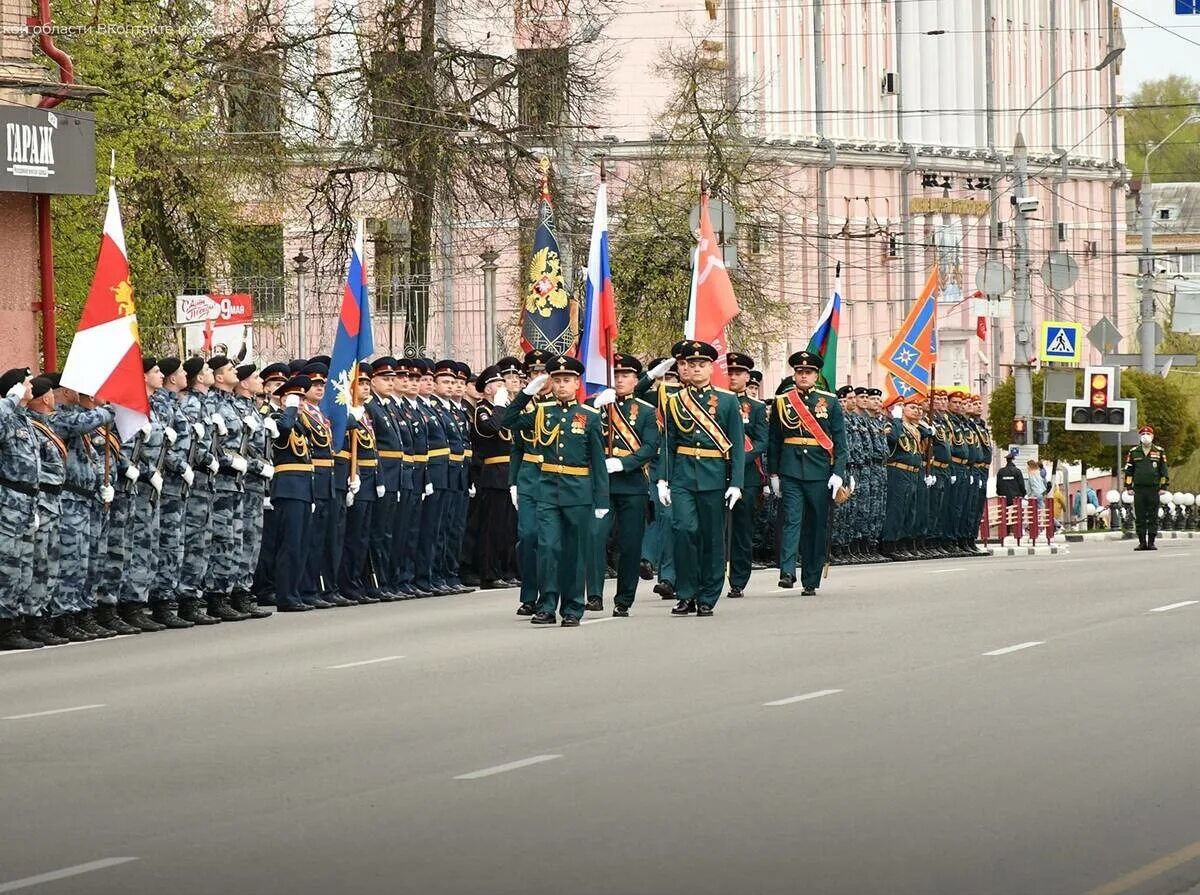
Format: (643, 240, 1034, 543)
(518, 47, 569, 135)
(224, 52, 282, 140)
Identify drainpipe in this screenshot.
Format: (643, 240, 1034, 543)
(30, 0, 76, 371)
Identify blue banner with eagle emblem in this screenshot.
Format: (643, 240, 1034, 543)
(520, 160, 575, 355)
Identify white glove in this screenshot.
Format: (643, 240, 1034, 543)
(648, 358, 674, 381)
(100, 485, 115, 503)
(211, 414, 228, 436)
(150, 471, 164, 494)
(656, 480, 671, 507)
(724, 486, 742, 509)
(950, 475, 957, 484)
(762, 485, 771, 498)
(346, 491, 355, 508)
(849, 475, 856, 491)
(163, 426, 177, 445)
(260, 464, 274, 480)
(510, 485, 519, 509)
(182, 466, 195, 488)
(208, 457, 219, 474)
(424, 482, 434, 497)
(376, 483, 386, 498)
(5, 380, 27, 401)
(263, 417, 280, 439)
(283, 394, 301, 409)
(139, 421, 153, 437)
(978, 478, 985, 490)
(925, 475, 936, 487)
(770, 474, 781, 497)
(827, 473, 844, 496)
(263, 497, 274, 511)
(594, 508, 609, 520)
(605, 457, 623, 474)
(890, 405, 903, 419)
(469, 484, 476, 498)
(493, 387, 511, 408)
(522, 373, 550, 396)
(242, 414, 260, 431)
(192, 422, 205, 439)
(230, 455, 249, 474)
(349, 476, 361, 495)
(593, 388, 617, 409)
(349, 405, 365, 421)
(32, 511, 39, 532)
(124, 466, 140, 483)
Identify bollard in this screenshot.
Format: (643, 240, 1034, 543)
(1028, 498, 1041, 545)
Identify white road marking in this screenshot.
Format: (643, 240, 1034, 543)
(0, 858, 138, 892)
(325, 656, 405, 670)
(454, 754, 563, 780)
(763, 689, 844, 707)
(982, 641, 1045, 656)
(580, 616, 619, 625)
(927, 567, 967, 574)
(1148, 600, 1199, 613)
(2, 704, 106, 721)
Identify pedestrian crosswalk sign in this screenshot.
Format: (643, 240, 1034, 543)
(1039, 321, 1082, 364)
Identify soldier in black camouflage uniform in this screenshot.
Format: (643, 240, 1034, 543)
(26, 377, 71, 645)
(0, 369, 44, 651)
(148, 357, 196, 629)
(830, 386, 859, 565)
(178, 356, 222, 624)
(232, 363, 272, 618)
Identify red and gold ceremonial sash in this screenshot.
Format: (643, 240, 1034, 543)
(784, 390, 834, 461)
(675, 388, 732, 457)
(607, 403, 641, 453)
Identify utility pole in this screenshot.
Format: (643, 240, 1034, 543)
(1012, 132, 1034, 434)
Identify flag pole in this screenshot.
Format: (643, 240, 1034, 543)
(599, 158, 615, 454)
(100, 150, 117, 506)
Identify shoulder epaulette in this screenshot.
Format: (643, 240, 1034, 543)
(578, 404, 600, 414)
(635, 398, 655, 409)
(743, 395, 765, 407)
(712, 386, 734, 395)
(814, 389, 837, 398)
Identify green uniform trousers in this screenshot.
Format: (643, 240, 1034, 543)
(911, 475, 930, 539)
(535, 501, 589, 620)
(1133, 485, 1159, 536)
(588, 492, 646, 608)
(643, 495, 675, 585)
(728, 484, 757, 589)
(778, 476, 832, 590)
(927, 473, 949, 538)
(883, 468, 917, 541)
(947, 464, 969, 539)
(517, 492, 539, 607)
(670, 486, 727, 607)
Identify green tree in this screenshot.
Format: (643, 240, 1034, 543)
(1124, 76, 1200, 182)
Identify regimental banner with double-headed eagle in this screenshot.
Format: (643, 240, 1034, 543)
(521, 158, 575, 356)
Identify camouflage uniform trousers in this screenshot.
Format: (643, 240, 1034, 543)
(0, 490, 38, 619)
(869, 463, 887, 542)
(27, 494, 62, 617)
(96, 490, 133, 607)
(180, 486, 214, 600)
(209, 487, 245, 594)
(239, 487, 265, 591)
(56, 493, 95, 613)
(152, 487, 187, 605)
(85, 497, 105, 608)
(123, 484, 161, 604)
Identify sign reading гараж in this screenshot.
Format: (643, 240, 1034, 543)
(1, 106, 96, 196)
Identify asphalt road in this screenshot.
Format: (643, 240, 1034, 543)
(2, 538, 1199, 895)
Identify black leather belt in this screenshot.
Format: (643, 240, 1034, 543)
(64, 483, 93, 498)
(41, 483, 62, 495)
(0, 477, 37, 497)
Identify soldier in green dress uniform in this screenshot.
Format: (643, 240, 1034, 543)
(503, 356, 609, 627)
(585, 354, 660, 616)
(509, 349, 552, 614)
(637, 356, 682, 600)
(1125, 424, 1169, 551)
(724, 352, 767, 598)
(655, 340, 745, 617)
(766, 350, 847, 595)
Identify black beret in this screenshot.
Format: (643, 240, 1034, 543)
(725, 352, 755, 373)
(671, 340, 718, 362)
(853, 386, 870, 396)
(158, 357, 182, 378)
(476, 365, 503, 389)
(612, 353, 643, 375)
(30, 376, 54, 399)
(183, 356, 207, 378)
(44, 371, 62, 388)
(0, 368, 29, 396)
(788, 350, 822, 371)
(867, 388, 882, 397)
(208, 355, 232, 372)
(142, 356, 158, 374)
(836, 385, 854, 398)
(547, 355, 584, 376)
(235, 363, 257, 382)
(497, 356, 523, 376)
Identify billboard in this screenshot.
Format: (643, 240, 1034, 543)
(1, 107, 97, 195)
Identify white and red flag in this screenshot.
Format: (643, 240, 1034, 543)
(685, 191, 740, 387)
(60, 183, 150, 438)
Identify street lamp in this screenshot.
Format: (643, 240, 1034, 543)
(1138, 112, 1200, 374)
(293, 251, 309, 357)
(480, 249, 500, 365)
(1011, 41, 1124, 439)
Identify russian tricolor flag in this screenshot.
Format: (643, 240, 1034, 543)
(322, 218, 374, 448)
(580, 179, 617, 396)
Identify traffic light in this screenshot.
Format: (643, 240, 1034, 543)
(1065, 366, 1132, 432)
(1034, 418, 1050, 444)
(1011, 417, 1028, 445)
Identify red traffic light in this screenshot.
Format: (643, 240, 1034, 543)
(1089, 373, 1109, 408)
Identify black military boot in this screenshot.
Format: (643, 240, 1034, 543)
(231, 589, 271, 619)
(179, 597, 220, 625)
(585, 597, 603, 612)
(78, 610, 117, 639)
(26, 615, 69, 646)
(206, 593, 248, 622)
(1147, 531, 1158, 551)
(0, 618, 41, 650)
(120, 603, 166, 633)
(55, 614, 95, 642)
(151, 602, 195, 629)
(654, 580, 676, 600)
(95, 603, 140, 635)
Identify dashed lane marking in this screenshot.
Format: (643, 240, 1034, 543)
(454, 755, 563, 780)
(2, 704, 106, 721)
(982, 641, 1045, 657)
(763, 689, 844, 707)
(0, 858, 138, 892)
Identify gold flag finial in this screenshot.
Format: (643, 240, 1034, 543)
(539, 156, 551, 174)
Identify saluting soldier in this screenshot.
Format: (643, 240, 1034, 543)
(636, 356, 681, 600)
(509, 349, 553, 614)
(337, 369, 378, 604)
(253, 363, 291, 604)
(1125, 424, 1169, 551)
(25, 377, 71, 645)
(503, 356, 609, 627)
(585, 354, 659, 616)
(270, 374, 316, 610)
(0, 370, 44, 651)
(298, 363, 345, 608)
(767, 350, 847, 596)
(724, 352, 767, 598)
(468, 365, 520, 589)
(656, 340, 745, 617)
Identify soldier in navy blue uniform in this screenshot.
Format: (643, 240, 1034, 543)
(366, 357, 404, 600)
(269, 375, 315, 611)
(414, 359, 453, 595)
(298, 363, 342, 609)
(443, 361, 474, 593)
(393, 359, 429, 596)
(253, 362, 290, 604)
(466, 365, 519, 588)
(337, 369, 378, 603)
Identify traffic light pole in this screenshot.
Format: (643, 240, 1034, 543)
(1012, 133, 1034, 439)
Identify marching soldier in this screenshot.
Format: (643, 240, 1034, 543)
(585, 354, 659, 616)
(269, 374, 316, 611)
(1125, 425, 1169, 551)
(655, 340, 745, 617)
(503, 356, 609, 627)
(468, 365, 520, 589)
(725, 352, 767, 598)
(767, 350, 847, 596)
(337, 369, 378, 604)
(509, 349, 553, 613)
(637, 356, 681, 600)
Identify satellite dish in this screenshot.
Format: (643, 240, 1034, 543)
(688, 199, 737, 240)
(975, 260, 1013, 296)
(1041, 252, 1080, 291)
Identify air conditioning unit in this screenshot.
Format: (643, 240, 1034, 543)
(1084, 240, 1099, 258)
(993, 221, 1005, 241)
(881, 72, 898, 96)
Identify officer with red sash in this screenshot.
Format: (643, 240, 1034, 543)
(767, 350, 848, 595)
